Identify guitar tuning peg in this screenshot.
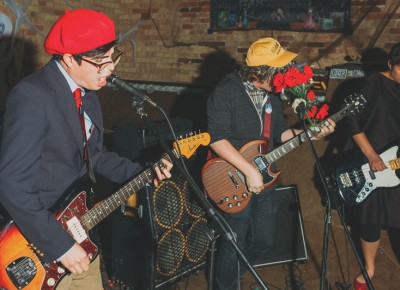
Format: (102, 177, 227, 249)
(189, 132, 193, 136)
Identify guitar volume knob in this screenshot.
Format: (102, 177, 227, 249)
(47, 278, 56, 286)
(57, 267, 66, 274)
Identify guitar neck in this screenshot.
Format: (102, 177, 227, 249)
(265, 110, 344, 164)
(80, 153, 173, 230)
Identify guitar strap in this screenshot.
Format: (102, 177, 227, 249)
(261, 95, 272, 153)
(262, 95, 272, 139)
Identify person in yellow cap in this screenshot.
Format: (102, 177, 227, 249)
(207, 37, 335, 289)
(0, 8, 172, 290)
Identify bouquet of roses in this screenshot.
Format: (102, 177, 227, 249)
(272, 65, 329, 127)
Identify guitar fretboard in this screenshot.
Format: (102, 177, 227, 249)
(265, 109, 345, 164)
(80, 153, 172, 230)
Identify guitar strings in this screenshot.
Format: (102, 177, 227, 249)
(342, 161, 394, 184)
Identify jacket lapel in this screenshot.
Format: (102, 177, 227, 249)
(44, 61, 85, 154)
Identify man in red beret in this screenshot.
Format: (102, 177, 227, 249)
(0, 9, 172, 290)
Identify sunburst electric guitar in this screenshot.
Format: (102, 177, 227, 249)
(0, 132, 210, 290)
(202, 95, 366, 213)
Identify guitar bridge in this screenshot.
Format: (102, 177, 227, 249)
(339, 172, 352, 188)
(6, 257, 37, 289)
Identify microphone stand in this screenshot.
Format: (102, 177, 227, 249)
(131, 95, 269, 290)
(294, 103, 374, 290)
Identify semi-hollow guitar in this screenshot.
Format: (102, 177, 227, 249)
(0, 132, 210, 290)
(202, 95, 366, 213)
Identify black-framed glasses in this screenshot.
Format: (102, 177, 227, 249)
(81, 48, 123, 74)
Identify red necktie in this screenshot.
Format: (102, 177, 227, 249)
(73, 89, 88, 158)
(73, 89, 86, 135)
(72, 89, 96, 182)
(73, 88, 82, 112)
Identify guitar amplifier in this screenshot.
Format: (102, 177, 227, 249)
(253, 185, 308, 267)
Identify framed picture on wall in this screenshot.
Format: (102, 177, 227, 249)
(209, 0, 352, 34)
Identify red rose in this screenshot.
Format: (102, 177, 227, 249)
(307, 90, 315, 100)
(306, 105, 318, 119)
(297, 73, 308, 84)
(303, 65, 313, 79)
(315, 104, 329, 120)
(273, 72, 285, 93)
(284, 68, 300, 87)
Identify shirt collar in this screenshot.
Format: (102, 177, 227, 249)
(55, 60, 85, 96)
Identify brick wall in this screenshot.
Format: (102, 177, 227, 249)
(1, 0, 399, 86)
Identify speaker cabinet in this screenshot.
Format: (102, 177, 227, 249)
(110, 172, 210, 289)
(253, 185, 308, 267)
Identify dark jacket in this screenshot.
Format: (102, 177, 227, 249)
(207, 72, 287, 151)
(0, 60, 142, 262)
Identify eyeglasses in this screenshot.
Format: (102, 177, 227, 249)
(80, 48, 123, 74)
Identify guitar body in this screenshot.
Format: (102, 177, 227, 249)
(202, 140, 280, 213)
(0, 133, 210, 290)
(336, 140, 400, 205)
(202, 94, 367, 212)
(0, 177, 97, 290)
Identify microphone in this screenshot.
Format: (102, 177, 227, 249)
(106, 74, 158, 107)
(291, 98, 306, 115)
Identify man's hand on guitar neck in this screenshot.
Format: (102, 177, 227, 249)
(152, 158, 173, 187)
(281, 120, 336, 143)
(311, 119, 336, 140)
(60, 243, 90, 274)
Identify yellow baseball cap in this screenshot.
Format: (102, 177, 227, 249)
(246, 37, 298, 67)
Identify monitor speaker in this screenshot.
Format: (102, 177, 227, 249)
(110, 172, 210, 289)
(253, 185, 308, 267)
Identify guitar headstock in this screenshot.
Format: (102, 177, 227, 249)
(173, 132, 211, 159)
(341, 93, 367, 117)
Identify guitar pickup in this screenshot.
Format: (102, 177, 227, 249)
(368, 170, 376, 180)
(254, 156, 267, 171)
(66, 216, 87, 243)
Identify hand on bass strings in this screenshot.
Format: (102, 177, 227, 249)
(367, 151, 387, 171)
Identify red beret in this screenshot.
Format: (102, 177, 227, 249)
(44, 9, 116, 55)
